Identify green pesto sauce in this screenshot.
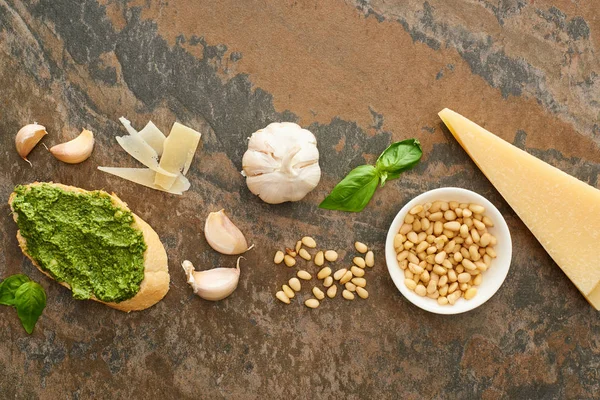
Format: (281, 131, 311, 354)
(11, 184, 147, 303)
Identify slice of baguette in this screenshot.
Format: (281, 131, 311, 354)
(8, 182, 170, 312)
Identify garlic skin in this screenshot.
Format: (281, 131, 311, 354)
(182, 258, 241, 301)
(242, 122, 321, 204)
(16, 124, 47, 164)
(205, 209, 249, 255)
(50, 129, 95, 164)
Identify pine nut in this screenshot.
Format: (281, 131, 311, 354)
(274, 251, 284, 264)
(314, 251, 325, 266)
(408, 263, 424, 274)
(448, 282, 458, 294)
(282, 285, 295, 299)
(430, 201, 442, 213)
(473, 274, 483, 286)
(288, 278, 301, 291)
(426, 290, 439, 299)
(353, 257, 366, 268)
(471, 229, 481, 243)
(305, 298, 320, 308)
(444, 210, 457, 221)
(302, 236, 317, 248)
(295, 241, 302, 253)
(453, 252, 463, 262)
(299, 248, 312, 261)
(351, 266, 365, 277)
(457, 273, 471, 283)
(412, 219, 422, 232)
(354, 241, 368, 253)
(433, 265, 446, 276)
(276, 291, 290, 304)
(405, 279, 417, 290)
(439, 284, 449, 296)
(345, 282, 356, 292)
(464, 287, 477, 300)
(434, 251, 447, 264)
(437, 296, 448, 305)
(323, 276, 333, 287)
(404, 269, 413, 279)
(442, 259, 453, 269)
(397, 250, 409, 262)
(407, 252, 420, 264)
(324, 250, 338, 262)
(416, 241, 429, 253)
(313, 287, 325, 300)
(394, 234, 405, 248)
(340, 271, 353, 284)
(429, 212, 444, 221)
(483, 254, 492, 267)
(317, 267, 332, 280)
(427, 280, 437, 294)
(438, 275, 448, 287)
(486, 247, 497, 258)
(297, 270, 312, 280)
(365, 251, 374, 267)
(459, 282, 469, 291)
(407, 232, 419, 244)
(327, 285, 337, 298)
(443, 221, 461, 231)
(284, 255, 296, 267)
(400, 224, 412, 234)
(356, 287, 369, 299)
(468, 204, 485, 214)
(463, 259, 477, 271)
(351, 277, 366, 287)
(415, 284, 427, 296)
(342, 290, 355, 300)
(405, 214, 415, 224)
(333, 268, 347, 280)
(410, 205, 424, 215)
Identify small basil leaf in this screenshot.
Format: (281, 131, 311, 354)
(14, 281, 46, 334)
(376, 139, 422, 175)
(319, 165, 380, 212)
(0, 274, 31, 306)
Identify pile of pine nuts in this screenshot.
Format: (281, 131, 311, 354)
(395, 201, 497, 305)
(274, 238, 374, 308)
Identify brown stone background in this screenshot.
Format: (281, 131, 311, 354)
(1, 0, 599, 399)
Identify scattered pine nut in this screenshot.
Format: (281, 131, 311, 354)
(354, 242, 368, 253)
(365, 251, 374, 267)
(327, 285, 337, 298)
(342, 290, 355, 300)
(299, 248, 311, 261)
(340, 271, 353, 284)
(297, 270, 312, 280)
(351, 277, 366, 287)
(288, 278, 301, 291)
(285, 248, 296, 257)
(276, 291, 290, 304)
(323, 276, 333, 287)
(305, 298, 320, 308)
(333, 268, 347, 281)
(353, 257, 366, 268)
(356, 287, 369, 299)
(302, 236, 317, 248)
(295, 240, 302, 253)
(317, 267, 332, 280)
(314, 251, 324, 266)
(324, 250, 338, 262)
(282, 285, 295, 298)
(345, 282, 357, 292)
(350, 266, 365, 277)
(313, 287, 325, 300)
(274, 251, 284, 264)
(284, 255, 296, 267)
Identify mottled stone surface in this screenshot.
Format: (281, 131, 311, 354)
(1, 1, 599, 399)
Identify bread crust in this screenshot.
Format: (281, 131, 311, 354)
(8, 182, 170, 312)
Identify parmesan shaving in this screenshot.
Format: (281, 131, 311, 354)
(98, 167, 190, 195)
(115, 135, 176, 178)
(154, 122, 201, 189)
(138, 121, 166, 156)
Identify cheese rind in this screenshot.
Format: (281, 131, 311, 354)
(98, 167, 190, 195)
(439, 108, 600, 310)
(154, 122, 201, 189)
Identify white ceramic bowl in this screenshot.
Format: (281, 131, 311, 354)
(385, 187, 512, 314)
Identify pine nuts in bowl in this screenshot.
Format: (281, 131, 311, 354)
(385, 187, 512, 314)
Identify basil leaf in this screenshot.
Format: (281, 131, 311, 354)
(0, 274, 31, 306)
(319, 165, 380, 212)
(376, 139, 422, 183)
(14, 281, 46, 334)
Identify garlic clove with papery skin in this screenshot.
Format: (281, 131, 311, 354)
(242, 122, 321, 204)
(15, 123, 47, 165)
(204, 209, 250, 255)
(182, 258, 242, 301)
(49, 129, 95, 164)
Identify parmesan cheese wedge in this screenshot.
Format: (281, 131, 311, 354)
(439, 108, 600, 310)
(154, 122, 201, 189)
(98, 167, 190, 195)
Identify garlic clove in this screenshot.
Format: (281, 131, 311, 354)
(15, 123, 48, 165)
(49, 129, 95, 164)
(204, 209, 249, 255)
(182, 258, 242, 301)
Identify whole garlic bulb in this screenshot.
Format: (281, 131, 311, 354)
(242, 122, 321, 204)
